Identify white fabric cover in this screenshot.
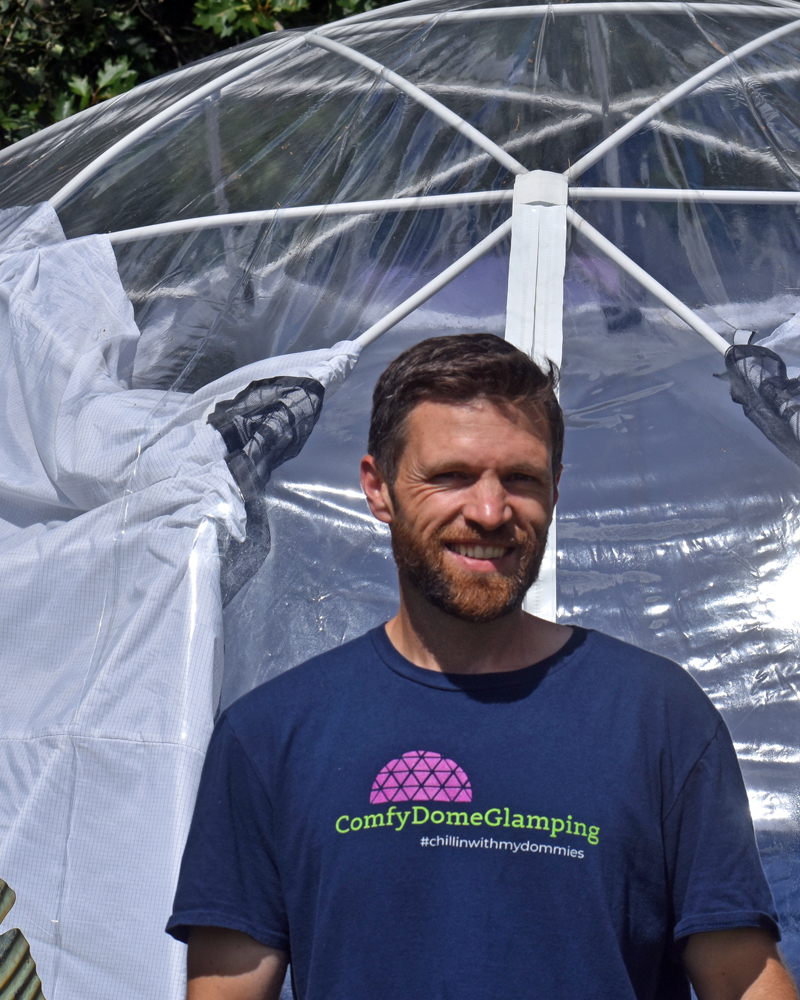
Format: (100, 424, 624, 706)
(0, 202, 359, 1000)
(761, 312, 800, 378)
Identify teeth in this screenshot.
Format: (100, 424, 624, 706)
(454, 544, 508, 559)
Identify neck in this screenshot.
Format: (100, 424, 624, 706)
(384, 577, 573, 674)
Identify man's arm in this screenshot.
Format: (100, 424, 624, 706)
(187, 927, 288, 1000)
(683, 928, 798, 1000)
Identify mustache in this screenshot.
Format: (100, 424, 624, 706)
(436, 528, 525, 546)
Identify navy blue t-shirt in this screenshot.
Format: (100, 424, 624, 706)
(167, 626, 778, 1000)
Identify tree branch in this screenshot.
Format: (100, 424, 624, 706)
(133, 0, 183, 65)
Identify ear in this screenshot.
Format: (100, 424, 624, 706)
(360, 455, 395, 525)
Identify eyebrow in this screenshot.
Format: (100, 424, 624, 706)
(422, 460, 552, 481)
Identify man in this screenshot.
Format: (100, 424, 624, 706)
(167, 334, 796, 1000)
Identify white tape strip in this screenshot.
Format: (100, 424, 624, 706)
(504, 171, 567, 623)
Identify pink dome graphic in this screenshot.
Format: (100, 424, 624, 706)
(370, 750, 472, 804)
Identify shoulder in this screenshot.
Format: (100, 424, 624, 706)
(579, 627, 692, 676)
(568, 630, 732, 802)
(576, 628, 722, 730)
(222, 627, 382, 738)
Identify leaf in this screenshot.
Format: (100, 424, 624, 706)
(272, 0, 308, 14)
(193, 0, 276, 39)
(96, 56, 132, 91)
(67, 75, 91, 99)
(336, 0, 374, 15)
(0, 0, 406, 147)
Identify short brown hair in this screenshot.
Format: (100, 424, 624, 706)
(368, 333, 563, 483)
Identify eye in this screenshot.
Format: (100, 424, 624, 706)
(431, 470, 472, 484)
(505, 472, 549, 491)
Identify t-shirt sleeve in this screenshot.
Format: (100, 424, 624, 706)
(664, 720, 780, 944)
(166, 714, 289, 951)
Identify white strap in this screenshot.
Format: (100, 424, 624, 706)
(504, 170, 567, 622)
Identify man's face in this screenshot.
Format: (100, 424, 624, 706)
(373, 398, 560, 623)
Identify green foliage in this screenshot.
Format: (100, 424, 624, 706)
(62, 56, 138, 116)
(192, 0, 392, 36)
(0, 0, 401, 148)
(193, 0, 307, 38)
(0, 1, 213, 146)
(333, 0, 380, 16)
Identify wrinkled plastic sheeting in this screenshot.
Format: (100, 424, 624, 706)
(0, 0, 800, 996)
(0, 203, 358, 1000)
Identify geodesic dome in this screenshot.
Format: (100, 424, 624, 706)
(1, 1, 800, 997)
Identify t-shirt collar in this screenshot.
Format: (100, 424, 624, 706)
(369, 622, 590, 692)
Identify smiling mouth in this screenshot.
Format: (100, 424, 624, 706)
(448, 543, 513, 560)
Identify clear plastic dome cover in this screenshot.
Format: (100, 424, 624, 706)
(1, 1, 800, 996)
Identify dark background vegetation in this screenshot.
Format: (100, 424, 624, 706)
(0, 0, 399, 147)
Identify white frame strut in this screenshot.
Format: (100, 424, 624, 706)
(571, 187, 800, 203)
(566, 207, 729, 354)
(326, 0, 800, 29)
(303, 34, 526, 176)
(566, 16, 800, 180)
(334, 3, 800, 34)
(107, 191, 512, 244)
(355, 219, 512, 348)
(106, 187, 800, 244)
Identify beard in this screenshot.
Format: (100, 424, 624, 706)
(389, 507, 548, 624)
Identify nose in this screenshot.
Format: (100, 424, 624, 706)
(462, 475, 512, 531)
